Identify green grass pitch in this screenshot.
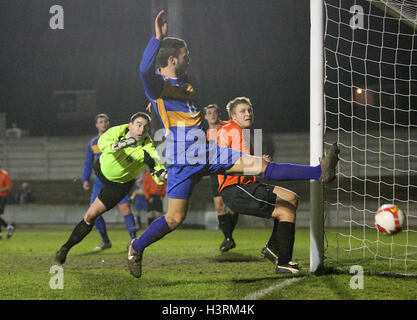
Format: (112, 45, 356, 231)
(0, 227, 416, 300)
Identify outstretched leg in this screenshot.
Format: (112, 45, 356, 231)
(227, 143, 340, 183)
(55, 198, 107, 264)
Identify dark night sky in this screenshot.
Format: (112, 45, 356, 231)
(0, 0, 310, 136)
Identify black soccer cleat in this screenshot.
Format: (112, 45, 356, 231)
(275, 263, 300, 274)
(55, 246, 70, 265)
(261, 246, 299, 269)
(320, 142, 340, 183)
(261, 246, 279, 265)
(219, 238, 236, 252)
(127, 239, 143, 278)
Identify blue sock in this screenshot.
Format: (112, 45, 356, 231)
(95, 216, 110, 242)
(132, 215, 172, 253)
(123, 213, 137, 239)
(264, 162, 321, 181)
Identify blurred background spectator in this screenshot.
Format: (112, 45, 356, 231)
(16, 182, 35, 205)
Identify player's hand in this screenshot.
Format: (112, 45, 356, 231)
(155, 10, 167, 40)
(82, 181, 90, 190)
(146, 102, 152, 112)
(156, 169, 168, 182)
(112, 137, 137, 151)
(262, 154, 272, 162)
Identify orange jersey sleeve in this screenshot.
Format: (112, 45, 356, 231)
(143, 172, 167, 198)
(0, 170, 12, 197)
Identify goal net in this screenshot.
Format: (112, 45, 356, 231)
(323, 0, 417, 275)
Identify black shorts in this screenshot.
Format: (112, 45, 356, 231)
(93, 160, 134, 210)
(220, 182, 277, 219)
(0, 196, 6, 214)
(147, 195, 163, 213)
(210, 174, 221, 197)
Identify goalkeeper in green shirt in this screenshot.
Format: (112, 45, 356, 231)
(55, 112, 167, 264)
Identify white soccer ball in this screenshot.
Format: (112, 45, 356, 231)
(375, 204, 404, 235)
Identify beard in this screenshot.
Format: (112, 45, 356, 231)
(176, 64, 189, 83)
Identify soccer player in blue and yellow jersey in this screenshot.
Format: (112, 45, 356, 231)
(127, 10, 340, 278)
(83, 114, 137, 251)
(55, 112, 167, 265)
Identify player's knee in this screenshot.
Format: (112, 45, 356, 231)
(216, 208, 225, 215)
(277, 209, 296, 223)
(165, 212, 186, 229)
(84, 202, 106, 224)
(274, 200, 297, 222)
(249, 156, 265, 175)
(215, 204, 226, 215)
(84, 212, 98, 225)
(290, 193, 299, 210)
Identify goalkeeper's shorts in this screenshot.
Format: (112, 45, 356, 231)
(93, 160, 134, 210)
(90, 175, 130, 205)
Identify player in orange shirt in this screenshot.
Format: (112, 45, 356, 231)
(217, 97, 300, 274)
(204, 104, 239, 252)
(0, 162, 15, 239)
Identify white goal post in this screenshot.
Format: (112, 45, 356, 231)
(310, 0, 325, 273)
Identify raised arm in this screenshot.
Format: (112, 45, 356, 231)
(139, 10, 168, 100)
(155, 10, 167, 41)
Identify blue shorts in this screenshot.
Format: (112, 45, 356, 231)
(134, 195, 148, 212)
(91, 177, 130, 205)
(166, 142, 243, 199)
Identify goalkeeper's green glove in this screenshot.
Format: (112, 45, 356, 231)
(151, 169, 168, 184)
(111, 137, 137, 151)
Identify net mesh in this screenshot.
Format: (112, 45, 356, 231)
(324, 0, 417, 275)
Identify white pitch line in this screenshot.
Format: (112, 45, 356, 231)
(242, 277, 305, 300)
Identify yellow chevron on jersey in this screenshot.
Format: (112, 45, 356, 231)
(166, 110, 202, 127)
(91, 144, 101, 154)
(155, 98, 202, 136)
(160, 79, 196, 102)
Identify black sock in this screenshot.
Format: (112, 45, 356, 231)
(231, 212, 239, 228)
(267, 219, 280, 253)
(218, 213, 235, 239)
(62, 220, 93, 250)
(276, 221, 295, 265)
